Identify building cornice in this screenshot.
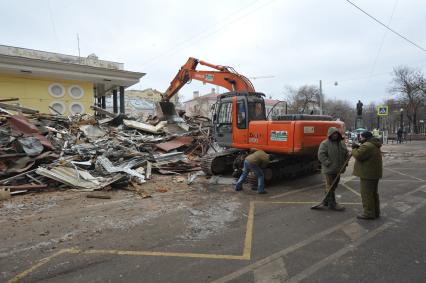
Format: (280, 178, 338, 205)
(0, 54, 145, 87)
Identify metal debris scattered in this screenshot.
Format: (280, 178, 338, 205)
(0, 102, 214, 197)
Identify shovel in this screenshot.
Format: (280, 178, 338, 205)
(311, 154, 352, 209)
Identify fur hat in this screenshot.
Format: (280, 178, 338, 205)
(360, 131, 373, 139)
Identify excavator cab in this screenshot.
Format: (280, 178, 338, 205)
(214, 92, 266, 147)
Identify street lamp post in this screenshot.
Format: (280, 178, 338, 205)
(400, 108, 404, 130)
(319, 80, 338, 116)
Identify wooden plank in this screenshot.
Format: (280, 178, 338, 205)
(0, 102, 39, 114)
(90, 105, 117, 118)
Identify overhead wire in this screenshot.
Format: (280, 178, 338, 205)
(363, 0, 399, 93)
(345, 0, 425, 52)
(140, 0, 278, 69)
(139, 0, 261, 67)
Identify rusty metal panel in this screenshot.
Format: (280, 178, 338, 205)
(156, 136, 193, 152)
(8, 115, 53, 149)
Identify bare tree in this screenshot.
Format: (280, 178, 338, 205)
(284, 85, 320, 114)
(363, 102, 378, 130)
(389, 66, 425, 133)
(323, 99, 356, 130)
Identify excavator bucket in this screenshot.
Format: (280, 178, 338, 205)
(156, 101, 181, 123)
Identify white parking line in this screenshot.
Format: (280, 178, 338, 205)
(385, 167, 425, 181)
(253, 257, 288, 283)
(270, 184, 323, 199)
(342, 222, 368, 241)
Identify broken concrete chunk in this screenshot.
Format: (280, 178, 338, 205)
(187, 171, 206, 185)
(123, 119, 167, 134)
(79, 125, 106, 139)
(0, 190, 11, 201)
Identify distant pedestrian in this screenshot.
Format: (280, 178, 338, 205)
(318, 127, 349, 211)
(397, 127, 403, 144)
(235, 149, 270, 194)
(352, 131, 383, 220)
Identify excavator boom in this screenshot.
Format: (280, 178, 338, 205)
(158, 57, 255, 121)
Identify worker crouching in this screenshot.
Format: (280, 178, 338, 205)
(235, 149, 270, 194)
(318, 127, 349, 211)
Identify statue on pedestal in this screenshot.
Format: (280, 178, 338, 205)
(355, 100, 364, 129)
(356, 100, 363, 116)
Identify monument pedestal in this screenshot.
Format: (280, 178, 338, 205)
(355, 116, 364, 129)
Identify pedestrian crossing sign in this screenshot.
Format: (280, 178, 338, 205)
(377, 105, 388, 116)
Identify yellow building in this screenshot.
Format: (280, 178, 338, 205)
(0, 45, 144, 115)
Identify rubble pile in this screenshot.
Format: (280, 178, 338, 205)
(0, 105, 214, 197)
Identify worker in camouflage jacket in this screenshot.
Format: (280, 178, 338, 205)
(352, 131, 383, 220)
(318, 127, 349, 211)
(235, 149, 270, 194)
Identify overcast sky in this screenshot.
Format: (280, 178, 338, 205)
(1, 0, 425, 105)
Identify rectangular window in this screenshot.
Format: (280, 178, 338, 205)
(218, 102, 233, 124)
(237, 101, 247, 129)
(248, 102, 266, 121)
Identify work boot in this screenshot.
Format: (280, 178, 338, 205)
(257, 191, 267, 195)
(329, 202, 345, 211)
(356, 214, 375, 220)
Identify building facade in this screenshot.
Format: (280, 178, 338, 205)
(0, 45, 144, 115)
(264, 98, 287, 118)
(105, 88, 180, 117)
(184, 89, 218, 117)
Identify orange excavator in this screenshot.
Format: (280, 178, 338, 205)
(158, 57, 255, 122)
(159, 57, 345, 183)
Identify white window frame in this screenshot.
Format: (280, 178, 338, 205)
(48, 83, 65, 98)
(49, 100, 66, 115)
(68, 85, 85, 99)
(69, 102, 85, 114)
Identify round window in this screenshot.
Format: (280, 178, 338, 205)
(69, 102, 85, 114)
(48, 83, 65, 98)
(49, 101, 65, 115)
(68, 85, 84, 99)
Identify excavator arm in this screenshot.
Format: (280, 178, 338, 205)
(161, 57, 255, 102)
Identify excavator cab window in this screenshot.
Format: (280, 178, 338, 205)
(217, 102, 233, 124)
(248, 101, 266, 121)
(237, 101, 247, 129)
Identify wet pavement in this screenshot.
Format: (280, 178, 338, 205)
(1, 141, 426, 283)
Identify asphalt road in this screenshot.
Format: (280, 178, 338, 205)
(1, 141, 426, 283)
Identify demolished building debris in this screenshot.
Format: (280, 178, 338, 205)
(0, 103, 214, 196)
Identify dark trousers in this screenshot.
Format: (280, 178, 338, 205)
(324, 174, 340, 205)
(360, 178, 380, 218)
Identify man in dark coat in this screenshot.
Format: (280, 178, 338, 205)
(318, 127, 349, 211)
(397, 127, 403, 144)
(235, 149, 270, 194)
(352, 131, 383, 219)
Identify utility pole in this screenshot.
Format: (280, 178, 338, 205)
(77, 34, 81, 62)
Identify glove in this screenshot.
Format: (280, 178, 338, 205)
(352, 143, 360, 149)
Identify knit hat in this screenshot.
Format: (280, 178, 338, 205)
(360, 131, 373, 139)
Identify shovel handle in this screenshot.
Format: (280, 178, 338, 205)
(327, 154, 352, 191)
